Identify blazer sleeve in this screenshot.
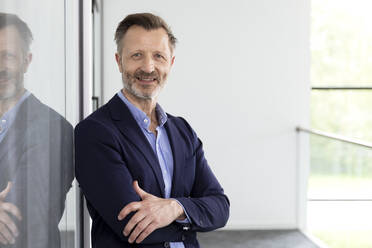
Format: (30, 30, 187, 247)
(174, 118, 230, 232)
(74, 119, 185, 244)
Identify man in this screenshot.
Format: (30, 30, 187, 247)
(0, 13, 73, 247)
(75, 13, 230, 248)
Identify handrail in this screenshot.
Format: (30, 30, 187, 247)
(296, 127, 372, 149)
(312, 86, 372, 90)
(309, 199, 372, 201)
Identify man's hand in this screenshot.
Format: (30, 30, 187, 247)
(0, 182, 22, 245)
(118, 181, 186, 244)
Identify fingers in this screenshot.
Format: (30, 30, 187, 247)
(127, 216, 153, 243)
(132, 181, 149, 199)
(0, 222, 15, 245)
(123, 211, 146, 236)
(118, 202, 141, 221)
(1, 202, 22, 221)
(135, 222, 157, 243)
(0, 232, 7, 245)
(0, 211, 19, 238)
(0, 183, 20, 246)
(118, 182, 164, 244)
(0, 182, 12, 200)
(117, 181, 149, 221)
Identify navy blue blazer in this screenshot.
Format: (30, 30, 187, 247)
(75, 95, 230, 248)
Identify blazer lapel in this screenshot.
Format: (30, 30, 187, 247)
(0, 95, 37, 187)
(165, 119, 185, 197)
(0, 95, 33, 165)
(108, 95, 166, 197)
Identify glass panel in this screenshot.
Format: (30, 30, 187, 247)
(308, 201, 372, 248)
(311, 0, 372, 85)
(308, 136, 372, 247)
(310, 0, 372, 246)
(311, 90, 372, 142)
(310, 136, 372, 199)
(0, 1, 78, 247)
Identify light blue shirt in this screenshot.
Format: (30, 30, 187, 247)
(0, 91, 31, 143)
(118, 91, 187, 248)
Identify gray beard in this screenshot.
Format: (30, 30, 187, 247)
(123, 81, 155, 100)
(0, 79, 24, 101)
(122, 73, 163, 100)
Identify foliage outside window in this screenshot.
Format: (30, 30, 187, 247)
(309, 0, 372, 247)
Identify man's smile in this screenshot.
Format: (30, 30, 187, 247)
(136, 77, 157, 83)
(0, 78, 11, 84)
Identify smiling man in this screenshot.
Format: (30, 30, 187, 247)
(75, 13, 230, 248)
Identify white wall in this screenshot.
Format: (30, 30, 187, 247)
(102, 0, 310, 229)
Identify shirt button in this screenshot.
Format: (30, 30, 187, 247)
(182, 235, 186, 241)
(164, 242, 170, 248)
(182, 225, 190, 231)
(144, 119, 148, 123)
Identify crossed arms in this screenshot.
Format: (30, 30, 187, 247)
(75, 118, 230, 245)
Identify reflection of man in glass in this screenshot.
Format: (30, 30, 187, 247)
(0, 13, 73, 247)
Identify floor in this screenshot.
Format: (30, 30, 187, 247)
(197, 230, 322, 248)
(61, 229, 322, 248)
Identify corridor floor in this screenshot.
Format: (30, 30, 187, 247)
(198, 230, 322, 248)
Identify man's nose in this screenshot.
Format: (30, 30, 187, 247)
(141, 56, 155, 73)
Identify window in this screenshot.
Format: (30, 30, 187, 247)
(308, 0, 372, 247)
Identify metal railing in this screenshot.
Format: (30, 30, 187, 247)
(296, 126, 372, 149)
(312, 86, 372, 90)
(296, 126, 372, 202)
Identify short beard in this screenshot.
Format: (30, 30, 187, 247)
(123, 81, 157, 100)
(0, 71, 25, 101)
(122, 70, 164, 100)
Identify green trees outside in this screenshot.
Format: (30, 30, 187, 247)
(310, 0, 372, 179)
(309, 0, 372, 247)
(311, 0, 372, 85)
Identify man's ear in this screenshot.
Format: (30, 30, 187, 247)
(23, 53, 32, 73)
(115, 53, 123, 73)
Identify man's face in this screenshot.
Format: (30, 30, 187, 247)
(0, 26, 31, 101)
(115, 26, 174, 100)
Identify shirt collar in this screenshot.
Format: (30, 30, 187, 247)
(117, 90, 168, 130)
(0, 90, 31, 140)
(1, 90, 31, 121)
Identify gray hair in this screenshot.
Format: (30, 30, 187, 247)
(114, 13, 177, 54)
(0, 12, 33, 54)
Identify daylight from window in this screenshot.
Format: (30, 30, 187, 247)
(308, 0, 372, 247)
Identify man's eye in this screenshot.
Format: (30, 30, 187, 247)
(132, 53, 141, 58)
(154, 54, 164, 59)
(2, 53, 16, 60)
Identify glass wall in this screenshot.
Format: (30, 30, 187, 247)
(311, 0, 372, 86)
(0, 0, 79, 247)
(309, 0, 372, 247)
(308, 136, 372, 248)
